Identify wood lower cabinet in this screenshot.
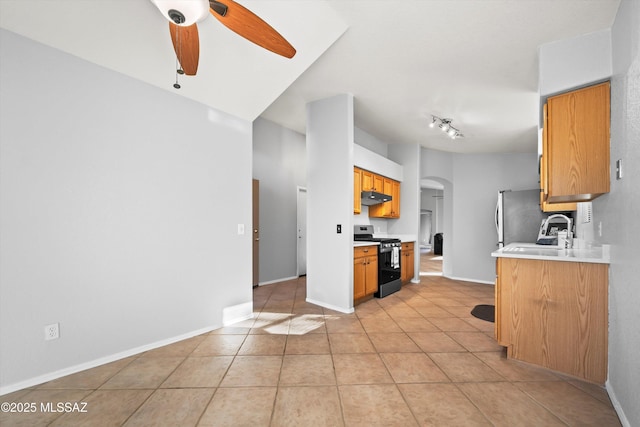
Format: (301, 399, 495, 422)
(496, 257, 608, 384)
(541, 81, 610, 208)
(401, 242, 414, 284)
(354, 246, 378, 300)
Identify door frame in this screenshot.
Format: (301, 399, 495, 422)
(296, 186, 307, 277)
(252, 179, 259, 287)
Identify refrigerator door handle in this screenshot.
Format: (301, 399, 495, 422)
(495, 194, 503, 248)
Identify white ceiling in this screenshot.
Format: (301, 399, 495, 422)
(1, 0, 621, 154)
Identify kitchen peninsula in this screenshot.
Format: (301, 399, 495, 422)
(492, 243, 610, 384)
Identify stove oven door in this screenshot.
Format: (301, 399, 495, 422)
(378, 246, 401, 284)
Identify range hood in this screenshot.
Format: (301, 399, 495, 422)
(361, 191, 393, 206)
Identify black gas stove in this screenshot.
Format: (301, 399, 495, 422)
(354, 225, 402, 298)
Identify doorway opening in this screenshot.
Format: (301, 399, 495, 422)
(420, 180, 447, 277)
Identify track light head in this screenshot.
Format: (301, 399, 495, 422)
(428, 115, 464, 140)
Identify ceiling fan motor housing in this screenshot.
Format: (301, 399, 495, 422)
(151, 0, 209, 26)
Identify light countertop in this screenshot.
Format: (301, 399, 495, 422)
(492, 242, 610, 264)
(353, 234, 417, 247)
(353, 241, 380, 247)
(373, 234, 417, 243)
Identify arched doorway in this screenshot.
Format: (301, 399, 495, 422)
(420, 177, 452, 278)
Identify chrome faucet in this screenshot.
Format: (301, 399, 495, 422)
(545, 214, 573, 248)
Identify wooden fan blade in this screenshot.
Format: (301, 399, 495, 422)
(169, 22, 200, 75)
(209, 0, 296, 59)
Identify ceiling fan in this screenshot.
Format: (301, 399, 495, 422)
(150, 0, 296, 77)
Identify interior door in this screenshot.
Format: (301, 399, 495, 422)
(252, 179, 259, 287)
(297, 187, 307, 276)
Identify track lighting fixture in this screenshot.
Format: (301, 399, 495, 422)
(429, 115, 464, 140)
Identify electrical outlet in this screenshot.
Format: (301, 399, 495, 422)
(44, 323, 59, 341)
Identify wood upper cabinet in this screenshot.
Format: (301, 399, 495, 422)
(354, 245, 378, 300)
(541, 82, 610, 207)
(355, 167, 401, 219)
(369, 178, 400, 218)
(401, 242, 414, 284)
(496, 257, 608, 384)
(354, 168, 362, 214)
(361, 170, 383, 192)
(540, 105, 577, 212)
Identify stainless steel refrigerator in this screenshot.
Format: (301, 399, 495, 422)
(495, 189, 546, 248)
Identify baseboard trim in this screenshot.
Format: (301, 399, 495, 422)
(446, 275, 495, 285)
(306, 297, 354, 314)
(0, 323, 222, 397)
(258, 276, 298, 286)
(606, 380, 631, 427)
(222, 302, 253, 326)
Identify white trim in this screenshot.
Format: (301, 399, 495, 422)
(306, 297, 354, 314)
(296, 186, 308, 277)
(0, 324, 221, 396)
(258, 276, 298, 286)
(222, 302, 254, 326)
(446, 275, 495, 285)
(606, 380, 631, 427)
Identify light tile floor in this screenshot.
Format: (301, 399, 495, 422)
(1, 272, 621, 426)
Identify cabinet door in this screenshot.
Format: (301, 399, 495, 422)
(501, 258, 547, 365)
(540, 105, 577, 212)
(546, 82, 610, 203)
(354, 168, 362, 214)
(354, 257, 366, 300)
(361, 170, 383, 192)
(401, 242, 414, 283)
(390, 180, 401, 218)
(544, 261, 608, 383)
(365, 256, 378, 295)
(500, 258, 608, 383)
(373, 174, 384, 192)
(495, 259, 509, 346)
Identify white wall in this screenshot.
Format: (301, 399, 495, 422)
(388, 144, 421, 281)
(421, 148, 539, 283)
(0, 30, 253, 393)
(252, 118, 306, 284)
(451, 152, 539, 283)
(539, 29, 613, 97)
(306, 94, 354, 313)
(594, 0, 640, 424)
(354, 127, 388, 157)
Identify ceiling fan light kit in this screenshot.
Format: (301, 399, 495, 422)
(151, 0, 210, 26)
(149, 0, 296, 87)
(429, 115, 464, 140)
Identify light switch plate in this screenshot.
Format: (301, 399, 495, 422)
(616, 159, 623, 180)
(237, 224, 245, 235)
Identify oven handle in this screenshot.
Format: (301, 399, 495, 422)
(379, 247, 401, 254)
